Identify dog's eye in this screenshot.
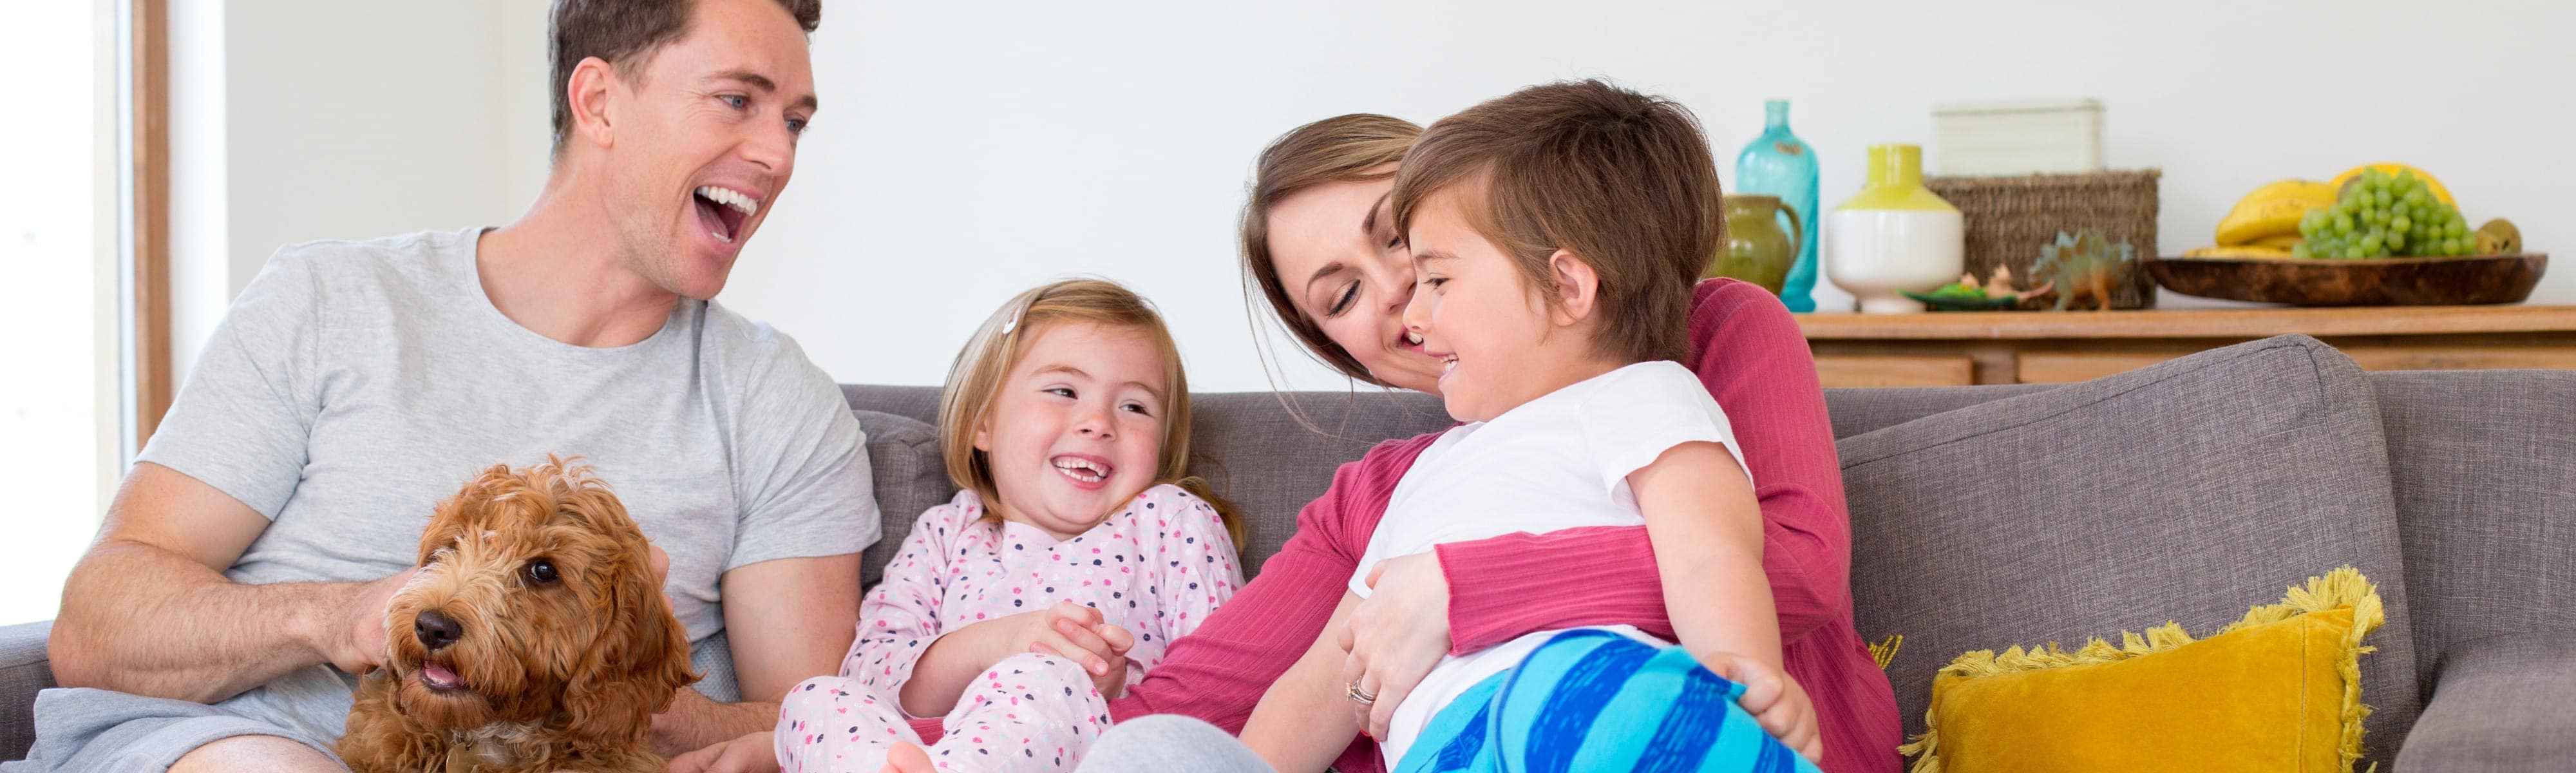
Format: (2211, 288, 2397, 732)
(522, 559, 559, 586)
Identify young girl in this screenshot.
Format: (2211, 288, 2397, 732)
(1242, 81, 1821, 772)
(776, 278, 1244, 773)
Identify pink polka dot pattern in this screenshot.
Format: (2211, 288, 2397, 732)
(772, 484, 1243, 772)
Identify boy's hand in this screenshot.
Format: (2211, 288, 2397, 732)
(1697, 651, 1823, 765)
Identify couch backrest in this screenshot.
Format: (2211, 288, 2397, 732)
(2367, 369, 2576, 691)
(1824, 383, 2053, 440)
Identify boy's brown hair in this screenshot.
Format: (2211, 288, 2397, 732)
(1390, 79, 1722, 365)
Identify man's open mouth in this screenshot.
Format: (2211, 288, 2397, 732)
(692, 186, 758, 244)
(417, 660, 469, 694)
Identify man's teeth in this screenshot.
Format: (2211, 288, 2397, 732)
(695, 186, 758, 216)
(1406, 332, 1425, 346)
(1052, 458, 1108, 482)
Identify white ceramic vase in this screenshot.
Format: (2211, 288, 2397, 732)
(1826, 144, 1965, 314)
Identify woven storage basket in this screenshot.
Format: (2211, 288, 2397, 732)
(1925, 169, 2161, 309)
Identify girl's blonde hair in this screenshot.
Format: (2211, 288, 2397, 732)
(936, 278, 1240, 546)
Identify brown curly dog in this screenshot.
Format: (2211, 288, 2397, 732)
(338, 457, 698, 773)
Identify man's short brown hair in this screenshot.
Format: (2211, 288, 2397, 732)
(1390, 79, 1722, 365)
(548, 0, 822, 153)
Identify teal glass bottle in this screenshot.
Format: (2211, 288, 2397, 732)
(1734, 100, 1821, 312)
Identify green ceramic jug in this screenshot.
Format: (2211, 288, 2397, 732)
(1709, 193, 1804, 293)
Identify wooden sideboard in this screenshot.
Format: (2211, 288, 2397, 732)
(1799, 305, 2576, 388)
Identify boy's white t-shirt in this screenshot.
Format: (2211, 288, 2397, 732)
(1350, 360, 1749, 764)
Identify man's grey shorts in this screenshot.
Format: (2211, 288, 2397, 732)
(2, 689, 341, 773)
(5, 635, 739, 772)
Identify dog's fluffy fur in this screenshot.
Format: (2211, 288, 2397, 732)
(338, 457, 697, 773)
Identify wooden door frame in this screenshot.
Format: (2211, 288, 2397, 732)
(129, 0, 171, 452)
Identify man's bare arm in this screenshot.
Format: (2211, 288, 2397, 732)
(48, 462, 411, 703)
(648, 553, 860, 756)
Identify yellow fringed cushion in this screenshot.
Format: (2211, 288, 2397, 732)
(1899, 566, 2384, 773)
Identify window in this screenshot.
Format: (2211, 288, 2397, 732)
(0, 0, 138, 625)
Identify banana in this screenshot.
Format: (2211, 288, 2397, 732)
(2215, 180, 2337, 246)
(2182, 245, 2298, 259)
(2331, 163, 2456, 206)
(2251, 234, 2306, 250)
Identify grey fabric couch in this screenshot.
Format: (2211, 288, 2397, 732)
(5, 334, 2569, 769)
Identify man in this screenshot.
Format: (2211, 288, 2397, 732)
(7, 1, 870, 770)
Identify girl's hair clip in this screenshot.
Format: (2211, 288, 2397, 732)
(999, 313, 1019, 336)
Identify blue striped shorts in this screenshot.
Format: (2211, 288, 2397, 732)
(1395, 630, 1819, 773)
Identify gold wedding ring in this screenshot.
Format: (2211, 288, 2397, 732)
(1345, 681, 1377, 705)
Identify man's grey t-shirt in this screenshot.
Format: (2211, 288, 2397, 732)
(130, 227, 879, 743)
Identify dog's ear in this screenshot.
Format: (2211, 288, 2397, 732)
(559, 514, 700, 748)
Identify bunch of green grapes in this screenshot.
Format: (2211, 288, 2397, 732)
(2295, 168, 2472, 258)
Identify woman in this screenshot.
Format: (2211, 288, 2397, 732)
(674, 115, 1899, 773)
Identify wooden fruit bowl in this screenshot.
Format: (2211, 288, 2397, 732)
(2148, 253, 2548, 306)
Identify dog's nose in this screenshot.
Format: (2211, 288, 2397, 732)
(414, 609, 462, 652)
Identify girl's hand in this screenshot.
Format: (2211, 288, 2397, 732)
(1018, 602, 1135, 689)
(1696, 651, 1823, 765)
(665, 730, 777, 773)
(1336, 553, 1454, 740)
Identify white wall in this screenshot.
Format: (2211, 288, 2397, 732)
(198, 0, 2576, 392)
(173, 0, 534, 378)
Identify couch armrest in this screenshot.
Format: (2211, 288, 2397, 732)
(2395, 633, 2576, 771)
(2, 620, 55, 763)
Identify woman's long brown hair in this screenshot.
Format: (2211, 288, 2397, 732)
(1238, 113, 1425, 386)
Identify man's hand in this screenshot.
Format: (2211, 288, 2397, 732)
(319, 568, 417, 675)
(652, 689, 779, 758)
(666, 730, 778, 773)
(1697, 651, 1823, 765)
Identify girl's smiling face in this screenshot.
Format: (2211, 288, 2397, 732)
(973, 321, 1172, 541)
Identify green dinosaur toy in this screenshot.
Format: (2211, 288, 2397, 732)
(2032, 231, 2136, 312)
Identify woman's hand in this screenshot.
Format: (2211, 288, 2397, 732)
(1336, 552, 1454, 740)
(1697, 651, 1823, 765)
(665, 729, 777, 773)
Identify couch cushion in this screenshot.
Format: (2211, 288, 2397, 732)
(1837, 334, 2420, 761)
(842, 385, 942, 427)
(852, 409, 952, 589)
(1908, 568, 2385, 773)
(1, 620, 52, 762)
(2369, 370, 2576, 691)
(1180, 391, 1452, 575)
(2394, 633, 2576, 772)
(1824, 383, 2054, 440)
